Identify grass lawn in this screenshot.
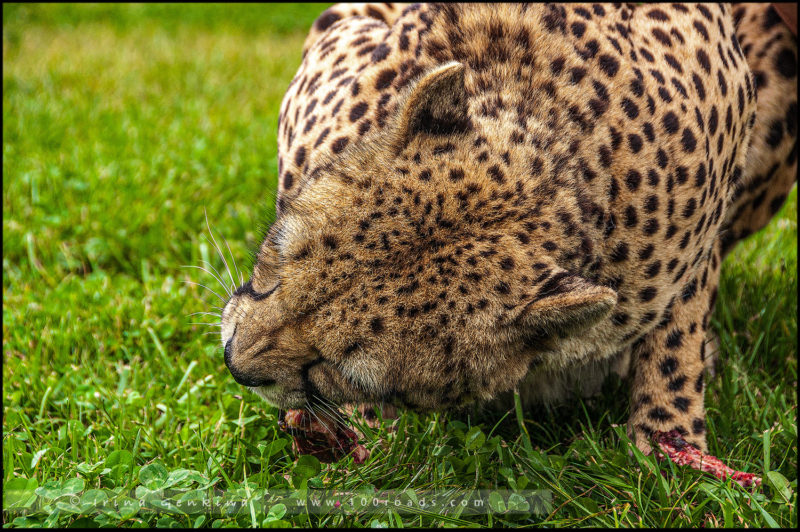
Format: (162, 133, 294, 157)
(3, 3, 797, 527)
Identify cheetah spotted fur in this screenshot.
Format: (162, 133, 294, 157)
(221, 3, 797, 454)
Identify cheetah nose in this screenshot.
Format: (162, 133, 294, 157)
(222, 322, 238, 362)
(224, 336, 234, 369)
(223, 327, 277, 388)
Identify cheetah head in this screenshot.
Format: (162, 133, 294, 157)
(221, 62, 617, 411)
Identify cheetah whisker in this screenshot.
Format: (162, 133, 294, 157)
(182, 264, 231, 298)
(187, 311, 222, 318)
(198, 259, 233, 295)
(220, 233, 244, 290)
(204, 208, 238, 294)
(305, 400, 348, 455)
(314, 398, 348, 427)
(313, 394, 351, 428)
(200, 232, 235, 295)
(182, 280, 228, 304)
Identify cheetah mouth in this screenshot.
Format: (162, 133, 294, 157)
(246, 357, 331, 409)
(250, 384, 308, 410)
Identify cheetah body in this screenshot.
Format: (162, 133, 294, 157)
(221, 3, 797, 452)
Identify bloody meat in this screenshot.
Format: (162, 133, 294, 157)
(655, 430, 761, 489)
(278, 409, 369, 464)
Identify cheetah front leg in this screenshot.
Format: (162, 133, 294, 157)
(628, 273, 713, 454)
(627, 242, 762, 488)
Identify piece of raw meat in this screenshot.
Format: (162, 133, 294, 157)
(278, 408, 369, 464)
(655, 430, 761, 489)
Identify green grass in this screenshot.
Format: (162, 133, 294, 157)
(3, 4, 797, 527)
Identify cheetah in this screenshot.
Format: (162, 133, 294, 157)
(220, 3, 797, 456)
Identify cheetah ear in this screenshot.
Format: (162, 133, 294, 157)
(394, 61, 471, 150)
(513, 272, 617, 343)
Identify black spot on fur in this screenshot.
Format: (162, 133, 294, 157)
(598, 54, 620, 77)
(370, 317, 384, 334)
(315, 9, 341, 32)
(662, 111, 680, 134)
(659, 356, 678, 375)
(695, 373, 704, 393)
(668, 375, 687, 392)
(639, 286, 657, 302)
(673, 396, 690, 412)
(648, 407, 673, 422)
(610, 242, 629, 262)
(371, 43, 391, 62)
(666, 329, 683, 349)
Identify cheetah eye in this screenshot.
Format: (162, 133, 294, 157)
(234, 280, 279, 302)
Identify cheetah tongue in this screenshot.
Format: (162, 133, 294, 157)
(654, 430, 761, 489)
(278, 409, 369, 464)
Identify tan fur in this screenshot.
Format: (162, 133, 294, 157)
(221, 3, 797, 453)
